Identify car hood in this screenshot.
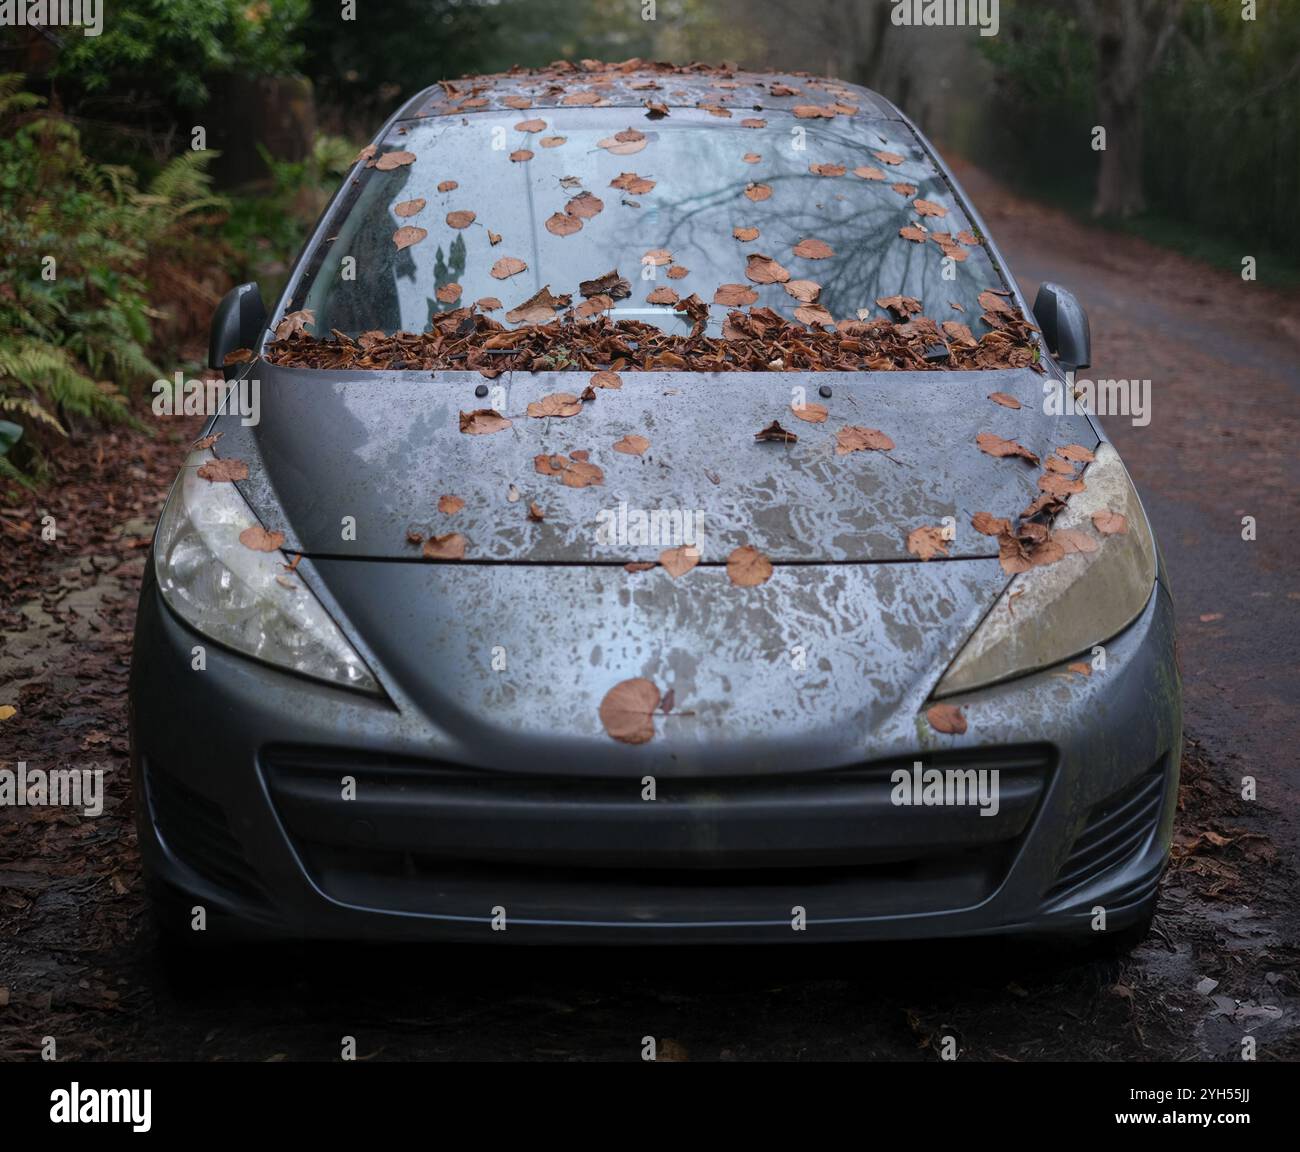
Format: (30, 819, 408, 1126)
(216, 362, 1096, 565)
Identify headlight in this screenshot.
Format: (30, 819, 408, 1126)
(154, 448, 379, 693)
(933, 442, 1156, 697)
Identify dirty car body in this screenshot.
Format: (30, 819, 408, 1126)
(130, 65, 1181, 944)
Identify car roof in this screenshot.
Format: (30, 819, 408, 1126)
(395, 59, 902, 123)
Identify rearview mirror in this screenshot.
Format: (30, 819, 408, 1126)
(209, 282, 267, 375)
(1032, 282, 1091, 372)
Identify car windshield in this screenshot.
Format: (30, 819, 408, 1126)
(296, 109, 1008, 342)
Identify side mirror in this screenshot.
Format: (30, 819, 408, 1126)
(1032, 282, 1090, 372)
(209, 282, 267, 374)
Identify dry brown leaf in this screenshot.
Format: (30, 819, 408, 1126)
(239, 525, 284, 552)
(1067, 662, 1092, 677)
(836, 426, 894, 454)
(613, 433, 651, 455)
(906, 525, 949, 561)
(795, 303, 833, 327)
(872, 150, 904, 165)
(727, 544, 774, 587)
(744, 182, 772, 202)
(810, 162, 847, 177)
(509, 149, 534, 163)
(734, 226, 760, 242)
(374, 150, 416, 170)
(971, 511, 1011, 537)
(988, 391, 1021, 409)
(566, 191, 604, 219)
(1092, 509, 1129, 535)
(784, 279, 821, 303)
(755, 420, 797, 443)
(545, 211, 583, 236)
(599, 678, 660, 744)
(926, 703, 967, 735)
(642, 248, 672, 266)
(791, 402, 828, 423)
(514, 118, 547, 132)
(437, 180, 458, 192)
(913, 199, 947, 218)
(715, 283, 758, 307)
(507, 286, 570, 324)
(792, 237, 833, 260)
(446, 210, 476, 229)
(591, 370, 623, 389)
(423, 533, 467, 560)
(854, 165, 886, 180)
(746, 254, 791, 284)
(459, 408, 512, 435)
(1058, 444, 1097, 463)
(899, 225, 928, 243)
(976, 432, 1040, 465)
(610, 172, 656, 194)
(659, 544, 700, 579)
(196, 458, 249, 483)
(647, 286, 680, 305)
(527, 392, 583, 418)
(438, 494, 465, 514)
(393, 198, 425, 217)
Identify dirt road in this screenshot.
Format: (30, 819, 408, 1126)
(2, 167, 1297, 1061)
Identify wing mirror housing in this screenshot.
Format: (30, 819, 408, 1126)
(1032, 282, 1091, 372)
(209, 282, 267, 376)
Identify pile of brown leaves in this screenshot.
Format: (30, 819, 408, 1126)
(265, 300, 1039, 375)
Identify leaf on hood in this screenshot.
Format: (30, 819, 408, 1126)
(274, 309, 315, 340)
(755, 419, 798, 443)
(872, 150, 904, 166)
(459, 408, 512, 435)
(1055, 528, 1099, 554)
(792, 237, 833, 260)
(836, 426, 894, 454)
(793, 104, 835, 119)
(744, 182, 773, 201)
(1067, 662, 1092, 677)
(727, 544, 774, 587)
(437, 180, 458, 192)
(598, 127, 648, 155)
(666, 265, 689, 280)
(926, 702, 967, 735)
(535, 452, 604, 488)
(906, 525, 949, 561)
(354, 143, 377, 164)
(488, 230, 502, 245)
(659, 544, 700, 579)
(527, 392, 583, 418)
(438, 494, 465, 514)
(475, 296, 502, 311)
(647, 286, 680, 305)
(1092, 509, 1129, 535)
(507, 286, 570, 324)
(644, 101, 670, 119)
(514, 118, 547, 132)
(784, 280, 820, 303)
(978, 290, 1017, 317)
(1058, 443, 1096, 463)
(599, 677, 661, 744)
(734, 226, 760, 242)
(971, 511, 1011, 536)
(742, 152, 762, 164)
(590, 370, 623, 389)
(191, 431, 223, 451)
(509, 149, 534, 162)
(610, 172, 656, 194)
(196, 458, 249, 482)
(790, 402, 828, 423)
(913, 199, 947, 218)
(540, 136, 567, 148)
(545, 211, 583, 236)
(795, 303, 833, 327)
(373, 150, 416, 170)
(854, 165, 886, 180)
(1043, 454, 1076, 475)
(1038, 471, 1086, 496)
(899, 225, 928, 243)
(580, 269, 632, 299)
(239, 525, 284, 552)
(528, 502, 545, 521)
(503, 94, 532, 110)
(642, 248, 672, 266)
(566, 191, 604, 219)
(446, 210, 476, 229)
(740, 117, 766, 128)
(976, 432, 1040, 465)
(810, 162, 847, 177)
(625, 561, 656, 573)
(876, 294, 922, 319)
(746, 254, 791, 284)
(394, 198, 425, 218)
(422, 532, 467, 560)
(435, 283, 462, 304)
(988, 390, 1020, 408)
(715, 283, 758, 307)
(575, 295, 612, 318)
(891, 182, 918, 197)
(613, 433, 651, 455)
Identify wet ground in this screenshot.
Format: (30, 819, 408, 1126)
(1, 167, 1297, 1061)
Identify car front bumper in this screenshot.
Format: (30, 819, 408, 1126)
(129, 565, 1181, 944)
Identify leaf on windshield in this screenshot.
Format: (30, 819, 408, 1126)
(746, 254, 790, 284)
(744, 182, 773, 202)
(854, 165, 886, 180)
(393, 199, 425, 218)
(734, 226, 760, 242)
(872, 150, 904, 165)
(490, 256, 527, 279)
(715, 283, 758, 306)
(647, 286, 679, 305)
(509, 149, 533, 162)
(810, 162, 846, 177)
(792, 237, 833, 260)
(899, 225, 928, 243)
(545, 211, 583, 236)
(197, 457, 249, 483)
(507, 286, 571, 324)
(580, 269, 632, 299)
(610, 172, 656, 194)
(784, 279, 820, 303)
(392, 225, 427, 251)
(446, 210, 476, 229)
(590, 370, 623, 389)
(599, 127, 647, 155)
(914, 199, 947, 218)
(435, 283, 462, 304)
(373, 150, 416, 170)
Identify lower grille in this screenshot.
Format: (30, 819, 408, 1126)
(1046, 762, 1165, 901)
(144, 760, 268, 906)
